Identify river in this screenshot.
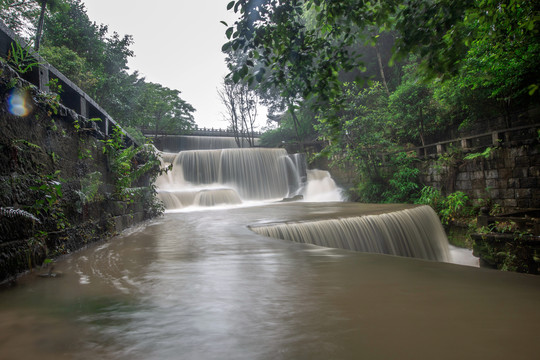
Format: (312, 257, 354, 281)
(1, 201, 540, 360)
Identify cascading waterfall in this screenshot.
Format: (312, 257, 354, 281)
(154, 137, 453, 264)
(156, 147, 332, 209)
(303, 169, 343, 201)
(150, 134, 474, 267)
(219, 148, 293, 199)
(250, 205, 451, 262)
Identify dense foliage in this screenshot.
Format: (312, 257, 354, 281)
(0, 0, 195, 136)
(224, 0, 540, 203)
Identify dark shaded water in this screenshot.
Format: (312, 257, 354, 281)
(1, 203, 540, 360)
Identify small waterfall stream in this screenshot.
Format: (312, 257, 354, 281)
(250, 205, 451, 262)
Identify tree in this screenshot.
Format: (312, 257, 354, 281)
(39, 0, 143, 126)
(135, 82, 196, 138)
(260, 99, 318, 147)
(224, 0, 539, 112)
(34, 0, 67, 51)
(387, 62, 444, 147)
(219, 77, 259, 147)
(39, 45, 96, 90)
(0, 0, 39, 38)
(3, 0, 196, 141)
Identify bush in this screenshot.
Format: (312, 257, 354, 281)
(417, 186, 471, 225)
(382, 152, 420, 203)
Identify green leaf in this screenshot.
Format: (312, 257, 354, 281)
(226, 27, 234, 39)
(222, 42, 232, 52)
(232, 71, 241, 84)
(226, 1, 235, 10)
(239, 65, 249, 78)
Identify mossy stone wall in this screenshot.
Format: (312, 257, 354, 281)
(0, 65, 155, 284)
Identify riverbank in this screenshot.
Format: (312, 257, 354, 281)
(0, 59, 162, 284)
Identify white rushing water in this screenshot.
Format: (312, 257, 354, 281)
(156, 148, 343, 210)
(250, 205, 451, 262)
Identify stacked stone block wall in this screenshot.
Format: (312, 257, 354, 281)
(420, 141, 540, 212)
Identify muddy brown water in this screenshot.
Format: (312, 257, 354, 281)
(1, 202, 540, 360)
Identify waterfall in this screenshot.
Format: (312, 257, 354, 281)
(154, 141, 452, 264)
(249, 205, 451, 262)
(156, 147, 344, 209)
(156, 147, 327, 209)
(303, 169, 343, 202)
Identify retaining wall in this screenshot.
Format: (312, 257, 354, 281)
(419, 125, 539, 212)
(0, 25, 157, 283)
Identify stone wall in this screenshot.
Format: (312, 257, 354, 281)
(420, 136, 539, 212)
(0, 63, 158, 284)
(305, 121, 539, 211)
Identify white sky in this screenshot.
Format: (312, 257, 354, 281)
(83, 0, 262, 130)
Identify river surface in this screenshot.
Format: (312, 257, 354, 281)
(1, 202, 540, 360)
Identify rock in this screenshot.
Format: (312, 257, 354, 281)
(279, 195, 304, 202)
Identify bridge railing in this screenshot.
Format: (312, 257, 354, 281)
(143, 127, 262, 138)
(0, 19, 140, 147)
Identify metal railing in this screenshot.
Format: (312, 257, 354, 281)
(143, 127, 262, 138)
(0, 19, 139, 147)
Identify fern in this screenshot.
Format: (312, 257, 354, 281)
(464, 147, 493, 160)
(12, 139, 41, 151)
(0, 207, 40, 223)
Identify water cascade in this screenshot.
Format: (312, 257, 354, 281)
(303, 169, 343, 202)
(250, 205, 451, 262)
(155, 138, 453, 263)
(156, 147, 326, 208)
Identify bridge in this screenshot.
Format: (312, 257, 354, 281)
(142, 127, 262, 138)
(142, 128, 263, 152)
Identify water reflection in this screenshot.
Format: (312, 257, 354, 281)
(1, 203, 540, 359)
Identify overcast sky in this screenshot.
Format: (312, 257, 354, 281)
(83, 0, 260, 130)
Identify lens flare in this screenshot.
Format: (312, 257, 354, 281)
(7, 89, 32, 117)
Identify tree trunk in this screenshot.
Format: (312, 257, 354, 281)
(288, 102, 301, 143)
(35, 0, 47, 51)
(375, 43, 390, 96)
(418, 107, 427, 157)
(154, 112, 163, 140)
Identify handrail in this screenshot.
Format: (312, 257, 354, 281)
(372, 122, 539, 162)
(413, 122, 539, 159)
(143, 128, 263, 138)
(0, 19, 140, 147)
